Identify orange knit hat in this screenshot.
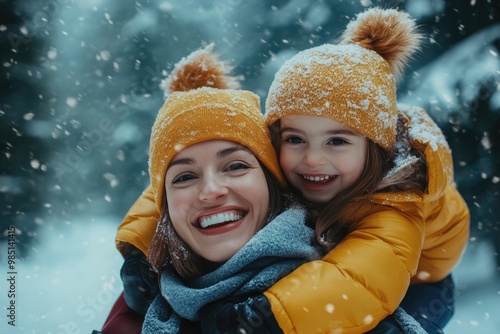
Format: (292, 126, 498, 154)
(265, 8, 422, 150)
(149, 44, 284, 212)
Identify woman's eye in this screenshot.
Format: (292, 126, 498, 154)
(284, 136, 305, 144)
(227, 162, 249, 171)
(172, 174, 196, 184)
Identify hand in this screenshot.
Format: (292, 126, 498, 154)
(121, 246, 160, 314)
(199, 294, 283, 334)
(180, 318, 203, 334)
(365, 316, 404, 334)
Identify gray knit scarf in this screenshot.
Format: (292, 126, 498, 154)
(142, 208, 319, 333)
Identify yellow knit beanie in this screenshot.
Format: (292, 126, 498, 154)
(149, 45, 284, 212)
(265, 8, 421, 151)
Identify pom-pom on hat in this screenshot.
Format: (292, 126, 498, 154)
(149, 44, 284, 212)
(265, 7, 422, 151)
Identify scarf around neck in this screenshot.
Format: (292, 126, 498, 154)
(142, 207, 319, 333)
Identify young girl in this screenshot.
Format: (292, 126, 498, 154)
(243, 7, 469, 334)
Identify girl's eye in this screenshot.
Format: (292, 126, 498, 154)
(172, 174, 196, 184)
(328, 137, 348, 146)
(227, 162, 249, 171)
(284, 136, 305, 144)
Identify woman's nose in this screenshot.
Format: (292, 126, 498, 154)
(198, 176, 228, 202)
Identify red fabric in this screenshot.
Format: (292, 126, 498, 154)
(101, 292, 144, 334)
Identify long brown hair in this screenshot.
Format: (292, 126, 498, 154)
(148, 162, 285, 279)
(269, 115, 427, 250)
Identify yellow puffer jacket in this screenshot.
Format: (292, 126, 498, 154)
(116, 184, 157, 256)
(115, 105, 469, 333)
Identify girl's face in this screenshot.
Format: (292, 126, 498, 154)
(279, 115, 367, 203)
(164, 140, 270, 263)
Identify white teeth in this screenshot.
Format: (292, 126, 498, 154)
(303, 175, 331, 182)
(200, 212, 242, 229)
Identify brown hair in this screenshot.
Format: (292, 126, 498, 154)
(148, 162, 285, 279)
(269, 115, 427, 250)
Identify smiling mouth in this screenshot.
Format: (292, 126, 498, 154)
(199, 211, 244, 229)
(301, 174, 335, 183)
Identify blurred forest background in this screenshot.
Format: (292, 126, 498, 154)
(1, 0, 499, 269)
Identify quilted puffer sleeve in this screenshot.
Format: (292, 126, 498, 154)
(116, 184, 160, 256)
(264, 205, 424, 333)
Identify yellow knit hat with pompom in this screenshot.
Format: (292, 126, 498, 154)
(265, 7, 422, 151)
(149, 44, 284, 212)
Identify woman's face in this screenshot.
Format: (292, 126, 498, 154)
(278, 115, 367, 203)
(164, 140, 270, 263)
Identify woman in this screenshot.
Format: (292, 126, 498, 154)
(98, 44, 320, 333)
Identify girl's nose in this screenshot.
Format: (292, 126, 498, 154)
(198, 176, 228, 202)
(302, 148, 326, 167)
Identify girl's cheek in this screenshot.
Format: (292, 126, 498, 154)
(279, 153, 292, 174)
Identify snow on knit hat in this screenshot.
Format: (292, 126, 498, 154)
(149, 44, 284, 212)
(265, 7, 422, 150)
